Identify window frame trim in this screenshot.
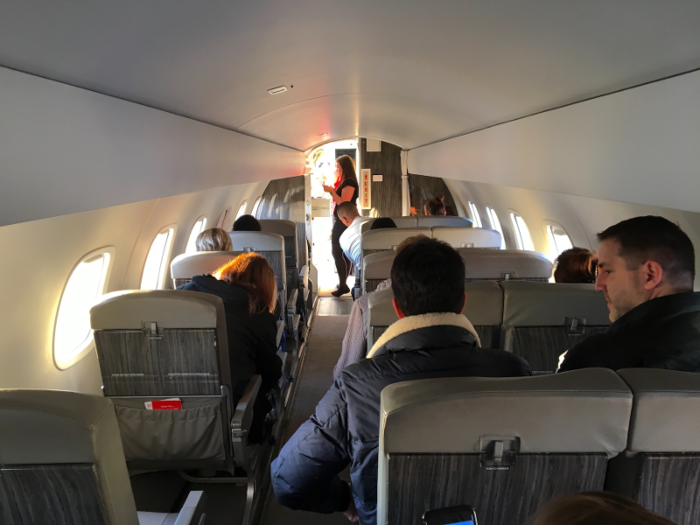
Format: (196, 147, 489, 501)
(508, 210, 535, 252)
(53, 245, 115, 370)
(140, 224, 177, 291)
(185, 215, 208, 254)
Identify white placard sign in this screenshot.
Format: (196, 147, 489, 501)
(360, 169, 372, 209)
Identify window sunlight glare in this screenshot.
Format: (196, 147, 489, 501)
(510, 213, 535, 251)
(141, 229, 174, 290)
(185, 217, 207, 254)
(468, 202, 482, 228)
(486, 206, 506, 249)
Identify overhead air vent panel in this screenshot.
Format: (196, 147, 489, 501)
(267, 85, 288, 95)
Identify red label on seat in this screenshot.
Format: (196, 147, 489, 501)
(144, 399, 182, 410)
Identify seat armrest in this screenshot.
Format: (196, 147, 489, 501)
(232, 375, 262, 440)
(173, 491, 206, 525)
(276, 320, 285, 348)
(286, 288, 299, 331)
(299, 264, 309, 289)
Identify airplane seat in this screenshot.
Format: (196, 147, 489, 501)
(367, 281, 503, 350)
(500, 281, 610, 375)
(360, 216, 418, 234)
(458, 248, 553, 282)
(377, 369, 633, 525)
(89, 290, 264, 494)
(362, 250, 396, 295)
(259, 219, 310, 323)
(0, 389, 206, 525)
(170, 250, 244, 288)
(605, 369, 700, 525)
(416, 216, 473, 228)
(431, 226, 502, 249)
(229, 231, 300, 337)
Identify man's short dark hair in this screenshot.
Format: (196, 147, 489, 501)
(233, 214, 261, 232)
(598, 216, 695, 286)
(391, 236, 465, 316)
(370, 218, 397, 230)
(336, 202, 358, 219)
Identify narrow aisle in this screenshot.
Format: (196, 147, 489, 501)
(260, 298, 352, 525)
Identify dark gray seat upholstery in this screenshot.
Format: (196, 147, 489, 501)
(228, 231, 300, 336)
(458, 248, 552, 282)
(170, 250, 243, 288)
(501, 281, 610, 375)
(378, 369, 633, 525)
(367, 281, 504, 350)
(89, 291, 262, 525)
(607, 369, 700, 525)
(0, 389, 205, 525)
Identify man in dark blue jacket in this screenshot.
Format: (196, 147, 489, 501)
(271, 236, 530, 524)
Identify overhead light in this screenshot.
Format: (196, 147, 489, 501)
(267, 85, 288, 95)
(319, 132, 329, 137)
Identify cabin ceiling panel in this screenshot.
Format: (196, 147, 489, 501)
(0, 68, 303, 227)
(410, 70, 700, 214)
(1, 1, 700, 150)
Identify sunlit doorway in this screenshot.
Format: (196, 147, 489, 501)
(307, 139, 359, 295)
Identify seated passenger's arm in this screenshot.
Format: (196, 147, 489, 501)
(271, 384, 352, 514)
(558, 334, 612, 372)
(333, 296, 368, 380)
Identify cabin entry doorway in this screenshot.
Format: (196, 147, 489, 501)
(308, 139, 359, 295)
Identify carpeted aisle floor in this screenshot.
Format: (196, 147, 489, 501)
(259, 300, 352, 525)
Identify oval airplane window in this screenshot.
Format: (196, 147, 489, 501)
(54, 248, 114, 370)
(510, 212, 535, 251)
(235, 201, 248, 219)
(485, 206, 506, 249)
(468, 201, 483, 228)
(252, 196, 264, 216)
(548, 223, 574, 258)
(141, 226, 176, 290)
(185, 216, 208, 254)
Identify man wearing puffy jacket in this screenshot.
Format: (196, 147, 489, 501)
(271, 235, 530, 524)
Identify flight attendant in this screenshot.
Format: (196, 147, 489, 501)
(322, 155, 359, 297)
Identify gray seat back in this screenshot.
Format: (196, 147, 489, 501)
(90, 290, 235, 472)
(362, 251, 395, 294)
(367, 281, 504, 350)
(378, 369, 633, 525)
(432, 227, 502, 248)
(606, 369, 700, 525)
(259, 219, 298, 270)
(458, 248, 553, 282)
(229, 231, 287, 295)
(0, 389, 139, 525)
(170, 250, 244, 288)
(501, 281, 610, 375)
(360, 227, 431, 258)
(417, 216, 473, 228)
(360, 216, 419, 234)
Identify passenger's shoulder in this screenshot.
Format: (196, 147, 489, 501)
(478, 347, 532, 375)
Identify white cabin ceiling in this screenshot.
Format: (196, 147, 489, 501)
(1, 1, 700, 151)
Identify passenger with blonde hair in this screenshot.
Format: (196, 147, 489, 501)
(527, 491, 677, 525)
(177, 252, 282, 441)
(195, 227, 233, 252)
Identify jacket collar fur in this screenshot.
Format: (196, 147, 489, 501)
(367, 312, 481, 358)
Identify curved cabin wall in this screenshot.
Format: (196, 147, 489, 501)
(0, 180, 267, 394)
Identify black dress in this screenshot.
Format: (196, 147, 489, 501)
(331, 178, 359, 287)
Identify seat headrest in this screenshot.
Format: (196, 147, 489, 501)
(0, 389, 114, 465)
(431, 227, 502, 248)
(259, 219, 297, 237)
(361, 228, 431, 250)
(380, 369, 632, 456)
(417, 216, 473, 228)
(457, 249, 552, 280)
(91, 290, 223, 330)
(229, 231, 285, 252)
(618, 368, 700, 452)
(368, 288, 397, 326)
(501, 281, 610, 327)
(171, 251, 243, 279)
(363, 251, 396, 279)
